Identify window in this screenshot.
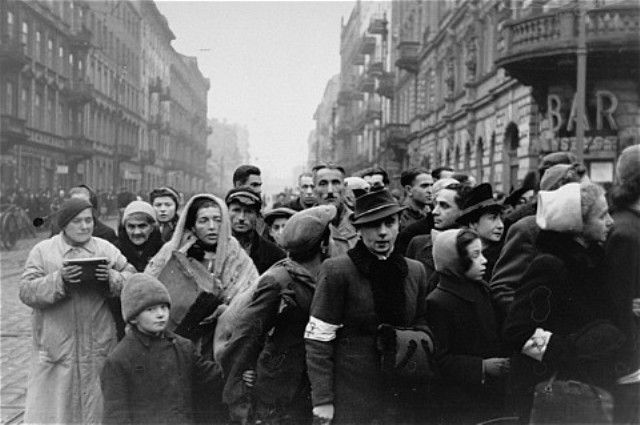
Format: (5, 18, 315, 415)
(35, 30, 41, 61)
(20, 87, 28, 120)
(34, 92, 43, 128)
(47, 95, 55, 132)
(47, 38, 53, 67)
(5, 82, 14, 115)
(7, 12, 15, 39)
(21, 21, 29, 46)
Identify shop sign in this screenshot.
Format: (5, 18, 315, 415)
(56, 165, 69, 174)
(542, 90, 620, 154)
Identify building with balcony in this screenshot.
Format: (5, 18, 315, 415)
(309, 74, 340, 168)
(1, 0, 211, 196)
(334, 0, 392, 174)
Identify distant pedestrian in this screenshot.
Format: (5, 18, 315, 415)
(150, 186, 180, 243)
(20, 198, 135, 424)
(101, 273, 222, 424)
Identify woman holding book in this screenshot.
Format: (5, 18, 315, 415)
(19, 197, 136, 424)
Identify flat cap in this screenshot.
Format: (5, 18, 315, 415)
(225, 187, 262, 209)
(281, 205, 337, 254)
(263, 207, 296, 226)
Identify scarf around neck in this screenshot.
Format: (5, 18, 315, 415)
(348, 240, 408, 326)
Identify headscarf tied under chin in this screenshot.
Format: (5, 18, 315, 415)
(432, 229, 467, 281)
(145, 194, 258, 302)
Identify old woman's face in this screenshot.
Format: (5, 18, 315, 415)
(582, 194, 614, 244)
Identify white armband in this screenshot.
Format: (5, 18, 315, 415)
(304, 316, 342, 342)
(521, 327, 553, 362)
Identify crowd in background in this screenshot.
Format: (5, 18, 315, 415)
(16, 145, 640, 425)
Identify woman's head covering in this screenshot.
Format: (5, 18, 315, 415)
(536, 183, 582, 233)
(432, 229, 467, 281)
(122, 200, 157, 225)
(57, 198, 93, 229)
(145, 194, 258, 301)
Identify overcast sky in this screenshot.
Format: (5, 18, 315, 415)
(155, 0, 355, 194)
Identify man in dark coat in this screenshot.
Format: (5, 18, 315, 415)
(399, 167, 433, 231)
(50, 184, 118, 245)
(305, 189, 431, 425)
(606, 144, 640, 424)
(221, 205, 336, 424)
(226, 187, 285, 274)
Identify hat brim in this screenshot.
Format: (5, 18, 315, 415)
(350, 204, 406, 226)
(456, 200, 504, 225)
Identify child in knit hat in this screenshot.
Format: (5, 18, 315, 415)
(100, 273, 222, 424)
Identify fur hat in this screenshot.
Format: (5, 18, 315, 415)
(122, 200, 157, 225)
(121, 273, 171, 322)
(57, 198, 93, 229)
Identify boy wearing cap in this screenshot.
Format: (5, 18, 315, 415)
(101, 273, 222, 424)
(263, 206, 296, 248)
(226, 187, 285, 274)
(150, 186, 180, 243)
(220, 205, 336, 424)
(20, 198, 136, 424)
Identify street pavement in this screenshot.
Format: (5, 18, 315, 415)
(0, 217, 119, 424)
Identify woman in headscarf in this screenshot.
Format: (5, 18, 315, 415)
(145, 194, 259, 354)
(145, 194, 259, 422)
(427, 228, 510, 424)
(20, 198, 136, 424)
(503, 181, 625, 423)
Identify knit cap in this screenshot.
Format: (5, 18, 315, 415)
(122, 200, 157, 225)
(57, 198, 93, 229)
(121, 273, 171, 322)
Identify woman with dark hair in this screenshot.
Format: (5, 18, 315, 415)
(503, 181, 624, 423)
(149, 186, 180, 242)
(426, 228, 510, 424)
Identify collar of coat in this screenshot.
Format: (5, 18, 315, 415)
(536, 230, 603, 270)
(436, 273, 491, 303)
(56, 233, 99, 256)
(347, 239, 408, 279)
(130, 325, 177, 348)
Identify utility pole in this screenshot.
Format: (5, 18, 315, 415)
(575, 1, 587, 163)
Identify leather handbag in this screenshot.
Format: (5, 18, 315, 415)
(376, 324, 435, 384)
(529, 373, 613, 424)
(156, 250, 224, 338)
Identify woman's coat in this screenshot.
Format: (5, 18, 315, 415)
(20, 234, 134, 424)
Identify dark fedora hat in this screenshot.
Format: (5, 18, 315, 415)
(457, 183, 504, 225)
(350, 189, 406, 226)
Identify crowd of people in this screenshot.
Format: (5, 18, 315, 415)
(18, 146, 640, 424)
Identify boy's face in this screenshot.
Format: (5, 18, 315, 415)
(131, 304, 169, 335)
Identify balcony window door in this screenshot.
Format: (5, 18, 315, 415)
(5, 82, 14, 115)
(7, 12, 15, 39)
(21, 21, 28, 51)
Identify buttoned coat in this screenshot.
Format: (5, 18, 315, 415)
(101, 328, 221, 424)
(20, 234, 135, 424)
(305, 254, 429, 424)
(426, 274, 509, 423)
